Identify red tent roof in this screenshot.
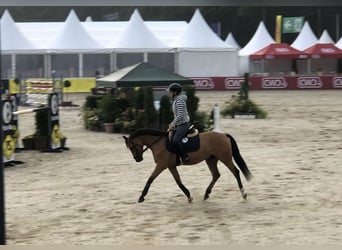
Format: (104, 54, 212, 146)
(304, 43, 342, 58)
(250, 43, 308, 60)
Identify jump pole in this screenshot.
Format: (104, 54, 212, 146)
(13, 107, 48, 116)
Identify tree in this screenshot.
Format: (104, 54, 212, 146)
(159, 95, 173, 129)
(143, 86, 157, 127)
(183, 84, 199, 122)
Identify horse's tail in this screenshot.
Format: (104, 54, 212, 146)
(226, 134, 253, 181)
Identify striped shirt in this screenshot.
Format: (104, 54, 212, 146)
(171, 93, 190, 127)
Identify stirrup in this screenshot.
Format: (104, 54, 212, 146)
(181, 155, 190, 163)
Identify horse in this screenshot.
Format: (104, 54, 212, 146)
(123, 128, 252, 203)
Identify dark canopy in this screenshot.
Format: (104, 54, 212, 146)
(96, 62, 193, 88)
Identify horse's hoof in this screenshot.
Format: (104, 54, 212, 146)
(240, 188, 247, 200)
(188, 197, 193, 203)
(138, 197, 145, 203)
(204, 195, 209, 200)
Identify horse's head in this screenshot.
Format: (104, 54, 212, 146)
(123, 136, 144, 162)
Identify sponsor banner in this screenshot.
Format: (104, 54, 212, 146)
(297, 77, 323, 89)
(191, 77, 216, 90)
(191, 77, 245, 90)
(261, 77, 288, 89)
(332, 77, 342, 88)
(191, 76, 341, 90)
(224, 78, 244, 90)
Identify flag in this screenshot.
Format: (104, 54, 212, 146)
(282, 17, 304, 33)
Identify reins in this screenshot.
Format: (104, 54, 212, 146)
(133, 135, 163, 153)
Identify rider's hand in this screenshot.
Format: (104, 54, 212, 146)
(167, 124, 174, 132)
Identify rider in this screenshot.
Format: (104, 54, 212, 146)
(167, 83, 190, 163)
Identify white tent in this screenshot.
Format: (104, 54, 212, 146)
(291, 21, 319, 74)
(47, 9, 106, 52)
(144, 21, 188, 45)
(111, 9, 169, 51)
(319, 30, 334, 43)
(18, 22, 62, 50)
(225, 32, 240, 49)
(239, 21, 275, 57)
(335, 35, 342, 49)
(303, 30, 341, 74)
(172, 9, 239, 77)
(0, 9, 38, 53)
(291, 21, 318, 51)
(1, 8, 239, 78)
(239, 21, 275, 75)
(171, 9, 229, 49)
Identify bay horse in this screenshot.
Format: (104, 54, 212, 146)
(123, 128, 252, 203)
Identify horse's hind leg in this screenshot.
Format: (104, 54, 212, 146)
(168, 167, 193, 202)
(204, 156, 220, 200)
(225, 161, 247, 200)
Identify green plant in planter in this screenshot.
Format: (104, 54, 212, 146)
(97, 95, 130, 123)
(97, 95, 117, 123)
(221, 73, 267, 119)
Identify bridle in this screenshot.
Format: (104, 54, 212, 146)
(129, 136, 162, 161)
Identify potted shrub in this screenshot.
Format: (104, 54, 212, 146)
(98, 95, 117, 133)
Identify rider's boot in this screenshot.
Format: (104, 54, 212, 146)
(175, 142, 190, 163)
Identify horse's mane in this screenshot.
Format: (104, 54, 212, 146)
(129, 128, 168, 140)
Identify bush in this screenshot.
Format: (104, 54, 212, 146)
(97, 95, 117, 123)
(83, 109, 100, 130)
(159, 95, 173, 127)
(143, 86, 157, 127)
(84, 95, 102, 110)
(183, 84, 199, 121)
(221, 73, 267, 119)
(221, 97, 267, 118)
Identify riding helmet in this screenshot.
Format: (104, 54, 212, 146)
(167, 83, 182, 94)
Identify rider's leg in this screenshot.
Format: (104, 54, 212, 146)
(172, 123, 190, 163)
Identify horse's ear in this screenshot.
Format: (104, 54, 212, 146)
(123, 136, 128, 142)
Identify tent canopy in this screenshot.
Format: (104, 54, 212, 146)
(96, 62, 193, 88)
(304, 43, 342, 58)
(291, 21, 318, 51)
(250, 43, 308, 60)
(171, 9, 229, 49)
(239, 21, 275, 56)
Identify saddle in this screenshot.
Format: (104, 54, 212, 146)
(166, 125, 200, 154)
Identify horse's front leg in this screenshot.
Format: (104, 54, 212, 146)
(168, 167, 193, 203)
(139, 166, 165, 203)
